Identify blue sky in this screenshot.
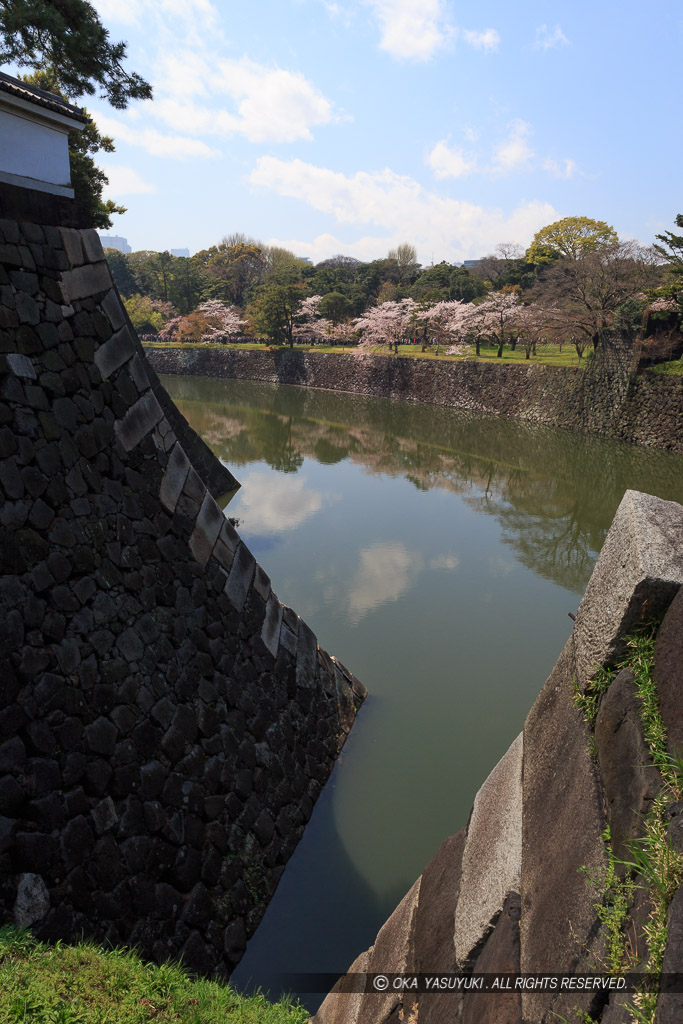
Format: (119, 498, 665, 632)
(81, 0, 682, 263)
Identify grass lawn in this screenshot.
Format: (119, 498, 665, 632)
(649, 358, 683, 375)
(143, 340, 588, 368)
(0, 928, 308, 1024)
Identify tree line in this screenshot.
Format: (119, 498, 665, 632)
(107, 216, 682, 361)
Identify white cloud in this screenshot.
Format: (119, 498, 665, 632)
(94, 3, 338, 145)
(347, 542, 423, 623)
(427, 125, 578, 183)
(534, 24, 570, 50)
(95, 113, 220, 159)
(427, 140, 476, 179)
(148, 54, 338, 144)
(430, 554, 460, 570)
(101, 165, 156, 196)
(365, 0, 453, 60)
(462, 27, 500, 51)
(543, 157, 579, 179)
(250, 156, 558, 263)
(491, 119, 534, 173)
(234, 472, 336, 532)
(92, 0, 219, 33)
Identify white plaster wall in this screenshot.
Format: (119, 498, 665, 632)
(0, 108, 71, 186)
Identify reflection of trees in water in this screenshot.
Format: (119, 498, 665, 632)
(165, 376, 683, 594)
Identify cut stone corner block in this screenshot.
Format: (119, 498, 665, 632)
(114, 391, 164, 453)
(453, 731, 523, 967)
(189, 491, 224, 566)
(572, 490, 683, 683)
(159, 441, 191, 514)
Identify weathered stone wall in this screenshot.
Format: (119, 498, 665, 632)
(313, 491, 683, 1024)
(0, 195, 365, 976)
(144, 346, 683, 453)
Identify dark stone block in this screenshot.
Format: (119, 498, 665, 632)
(654, 587, 683, 758)
(120, 835, 153, 874)
(60, 814, 95, 870)
(172, 845, 202, 890)
(140, 760, 166, 800)
(521, 641, 607, 1024)
(0, 736, 26, 773)
(0, 773, 25, 813)
(14, 831, 57, 874)
(85, 716, 118, 756)
(84, 758, 113, 796)
(461, 892, 522, 1024)
(182, 882, 213, 929)
(87, 835, 122, 890)
(253, 809, 275, 846)
(656, 885, 683, 1023)
(155, 882, 182, 920)
(595, 668, 662, 866)
(179, 929, 213, 975)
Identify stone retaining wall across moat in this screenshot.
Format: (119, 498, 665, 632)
(144, 346, 683, 454)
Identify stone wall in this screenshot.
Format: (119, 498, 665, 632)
(0, 196, 366, 976)
(144, 346, 683, 453)
(312, 490, 683, 1024)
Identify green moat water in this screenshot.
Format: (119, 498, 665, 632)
(161, 374, 683, 1009)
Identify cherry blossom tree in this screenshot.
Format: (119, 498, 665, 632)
(354, 299, 417, 354)
(461, 292, 522, 357)
(158, 300, 245, 343)
(412, 300, 471, 354)
(292, 295, 331, 343)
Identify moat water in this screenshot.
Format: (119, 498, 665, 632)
(161, 374, 683, 1010)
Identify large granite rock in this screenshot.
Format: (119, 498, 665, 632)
(595, 668, 662, 866)
(407, 828, 466, 1024)
(653, 586, 683, 758)
(453, 733, 522, 967)
(521, 640, 607, 1023)
(461, 892, 522, 1024)
(656, 886, 683, 1024)
(573, 491, 683, 682)
(312, 880, 420, 1024)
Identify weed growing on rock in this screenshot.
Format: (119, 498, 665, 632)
(579, 827, 638, 973)
(572, 628, 683, 1024)
(571, 665, 615, 726)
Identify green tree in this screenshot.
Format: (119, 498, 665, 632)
(123, 294, 175, 334)
(532, 240, 659, 351)
(319, 291, 353, 327)
(103, 248, 138, 297)
(527, 217, 618, 264)
(248, 274, 304, 347)
(1, 0, 152, 107)
(387, 242, 420, 284)
(21, 69, 125, 228)
(654, 214, 683, 280)
(410, 262, 485, 302)
(194, 242, 267, 307)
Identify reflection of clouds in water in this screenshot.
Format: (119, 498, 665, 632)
(233, 472, 337, 532)
(430, 554, 460, 571)
(347, 542, 423, 625)
(489, 555, 516, 577)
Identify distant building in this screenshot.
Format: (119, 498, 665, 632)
(0, 71, 87, 197)
(100, 235, 131, 253)
(297, 256, 312, 263)
(170, 248, 190, 258)
(463, 259, 481, 268)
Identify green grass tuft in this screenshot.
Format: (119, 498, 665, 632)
(571, 627, 683, 1024)
(0, 927, 309, 1024)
